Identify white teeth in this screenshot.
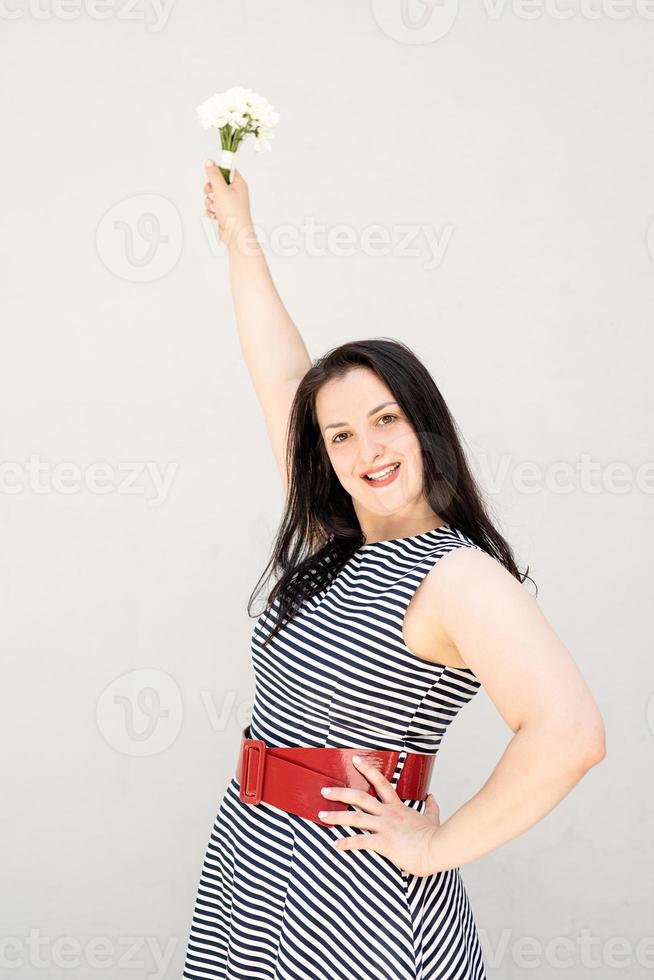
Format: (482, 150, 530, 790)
(365, 462, 400, 481)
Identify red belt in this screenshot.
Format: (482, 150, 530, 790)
(235, 725, 435, 827)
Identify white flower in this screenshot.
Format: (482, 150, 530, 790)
(196, 86, 279, 147)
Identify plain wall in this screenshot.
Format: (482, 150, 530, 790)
(1, 2, 652, 978)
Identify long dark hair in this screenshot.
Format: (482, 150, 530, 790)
(247, 338, 535, 646)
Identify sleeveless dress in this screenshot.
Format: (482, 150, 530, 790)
(182, 522, 488, 980)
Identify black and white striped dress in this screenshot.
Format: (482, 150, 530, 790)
(183, 523, 488, 980)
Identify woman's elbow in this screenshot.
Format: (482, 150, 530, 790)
(571, 709, 607, 770)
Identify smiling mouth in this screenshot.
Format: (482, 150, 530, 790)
(361, 461, 401, 485)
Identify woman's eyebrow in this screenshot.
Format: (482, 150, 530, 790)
(323, 400, 399, 433)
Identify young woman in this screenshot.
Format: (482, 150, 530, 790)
(182, 161, 606, 980)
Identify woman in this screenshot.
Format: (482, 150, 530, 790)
(182, 160, 606, 980)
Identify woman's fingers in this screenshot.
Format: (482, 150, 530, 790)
(204, 160, 229, 197)
(320, 785, 383, 814)
(204, 181, 215, 216)
(350, 755, 401, 805)
(318, 808, 380, 830)
(201, 161, 253, 242)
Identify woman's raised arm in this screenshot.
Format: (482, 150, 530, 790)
(203, 160, 312, 492)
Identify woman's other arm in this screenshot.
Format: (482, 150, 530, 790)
(203, 161, 312, 492)
(424, 548, 607, 871)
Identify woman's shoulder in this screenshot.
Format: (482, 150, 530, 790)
(416, 537, 527, 638)
(409, 538, 533, 671)
(426, 536, 517, 593)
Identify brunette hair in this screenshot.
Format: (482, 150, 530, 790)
(247, 338, 535, 646)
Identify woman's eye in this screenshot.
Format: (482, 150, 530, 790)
(331, 415, 397, 445)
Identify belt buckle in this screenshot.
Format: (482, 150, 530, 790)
(239, 738, 267, 804)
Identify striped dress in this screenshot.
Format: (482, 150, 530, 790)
(182, 522, 488, 980)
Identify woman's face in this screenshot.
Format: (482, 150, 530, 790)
(315, 367, 426, 522)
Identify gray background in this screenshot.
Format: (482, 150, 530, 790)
(1, 1, 652, 978)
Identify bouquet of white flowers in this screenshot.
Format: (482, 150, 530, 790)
(196, 85, 280, 184)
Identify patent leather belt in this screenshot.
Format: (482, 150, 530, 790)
(235, 725, 435, 827)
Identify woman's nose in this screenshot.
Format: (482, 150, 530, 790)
(359, 442, 386, 468)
